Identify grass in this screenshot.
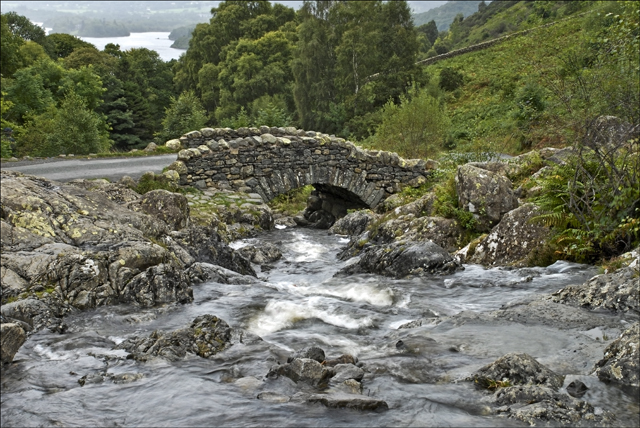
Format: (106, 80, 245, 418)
(268, 185, 313, 216)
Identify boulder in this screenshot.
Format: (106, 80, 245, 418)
(143, 142, 157, 152)
(593, 322, 639, 388)
(117, 314, 239, 361)
(329, 210, 376, 236)
(307, 394, 388, 411)
(467, 203, 551, 266)
(492, 384, 612, 425)
(132, 189, 190, 231)
(550, 266, 639, 313)
(165, 139, 182, 150)
(471, 353, 564, 390)
(237, 243, 282, 265)
(287, 346, 326, 363)
(330, 364, 364, 383)
(338, 241, 459, 278)
(267, 358, 333, 387)
(0, 323, 26, 364)
(456, 164, 518, 231)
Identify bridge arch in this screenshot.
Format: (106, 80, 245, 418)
(169, 126, 432, 214)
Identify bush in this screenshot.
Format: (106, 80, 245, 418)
(155, 91, 207, 143)
(439, 67, 464, 92)
(372, 84, 450, 159)
(20, 91, 111, 156)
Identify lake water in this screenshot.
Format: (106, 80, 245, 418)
(79, 32, 186, 62)
(34, 23, 186, 62)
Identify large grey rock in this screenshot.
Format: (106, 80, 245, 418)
(287, 346, 325, 363)
(468, 203, 551, 266)
(131, 189, 190, 231)
(117, 314, 240, 361)
(593, 322, 639, 387)
(268, 358, 333, 387)
(492, 384, 612, 425)
(550, 267, 639, 313)
(1, 323, 26, 364)
(237, 243, 282, 265)
(471, 353, 564, 390)
(329, 210, 376, 236)
(339, 241, 459, 278)
(456, 164, 518, 231)
(307, 393, 388, 411)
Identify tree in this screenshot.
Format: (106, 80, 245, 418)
(3, 12, 47, 45)
(155, 91, 207, 143)
(373, 84, 450, 159)
(20, 91, 111, 157)
(417, 20, 439, 52)
(1, 14, 25, 77)
(46, 33, 96, 59)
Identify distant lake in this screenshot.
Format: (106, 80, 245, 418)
(34, 23, 186, 62)
(79, 32, 186, 62)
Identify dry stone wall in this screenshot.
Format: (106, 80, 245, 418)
(170, 126, 432, 209)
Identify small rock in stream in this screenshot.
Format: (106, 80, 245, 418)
(307, 393, 389, 411)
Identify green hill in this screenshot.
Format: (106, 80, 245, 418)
(413, 1, 483, 31)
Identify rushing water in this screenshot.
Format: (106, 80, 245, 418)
(1, 228, 638, 427)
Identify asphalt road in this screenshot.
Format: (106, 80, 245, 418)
(0, 154, 178, 182)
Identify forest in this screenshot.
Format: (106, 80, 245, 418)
(1, 0, 638, 263)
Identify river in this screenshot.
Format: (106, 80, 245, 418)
(1, 228, 637, 427)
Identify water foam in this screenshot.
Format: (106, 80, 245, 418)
(248, 297, 373, 335)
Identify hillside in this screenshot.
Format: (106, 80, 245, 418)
(413, 1, 483, 30)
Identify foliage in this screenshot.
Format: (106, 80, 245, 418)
(431, 174, 477, 231)
(439, 67, 464, 92)
(19, 91, 111, 157)
(293, 0, 420, 137)
(133, 174, 180, 195)
(155, 91, 207, 143)
(268, 185, 314, 215)
(1, 92, 19, 158)
(372, 84, 450, 159)
(45, 33, 96, 59)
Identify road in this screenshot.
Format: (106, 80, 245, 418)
(0, 154, 177, 182)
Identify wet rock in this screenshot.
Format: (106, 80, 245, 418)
(186, 262, 262, 285)
(370, 216, 463, 253)
(0, 323, 26, 364)
(78, 373, 105, 386)
(551, 267, 639, 313)
(169, 226, 256, 277)
(323, 354, 357, 367)
(307, 393, 389, 411)
(329, 210, 376, 236)
(333, 379, 363, 394)
(456, 164, 518, 231)
(110, 372, 144, 384)
(593, 322, 639, 388)
(268, 358, 333, 387)
(117, 314, 239, 362)
(237, 243, 282, 265)
(257, 391, 290, 403)
(338, 241, 459, 278)
(131, 189, 190, 230)
(471, 353, 564, 390)
(565, 380, 588, 398)
(493, 384, 611, 425)
(330, 364, 364, 383)
(287, 346, 325, 363)
(467, 203, 551, 266)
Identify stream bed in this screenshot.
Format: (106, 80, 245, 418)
(1, 228, 638, 427)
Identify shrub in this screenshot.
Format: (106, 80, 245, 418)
(439, 67, 464, 92)
(155, 91, 207, 143)
(373, 84, 450, 159)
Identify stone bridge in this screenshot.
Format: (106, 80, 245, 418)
(168, 126, 433, 220)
